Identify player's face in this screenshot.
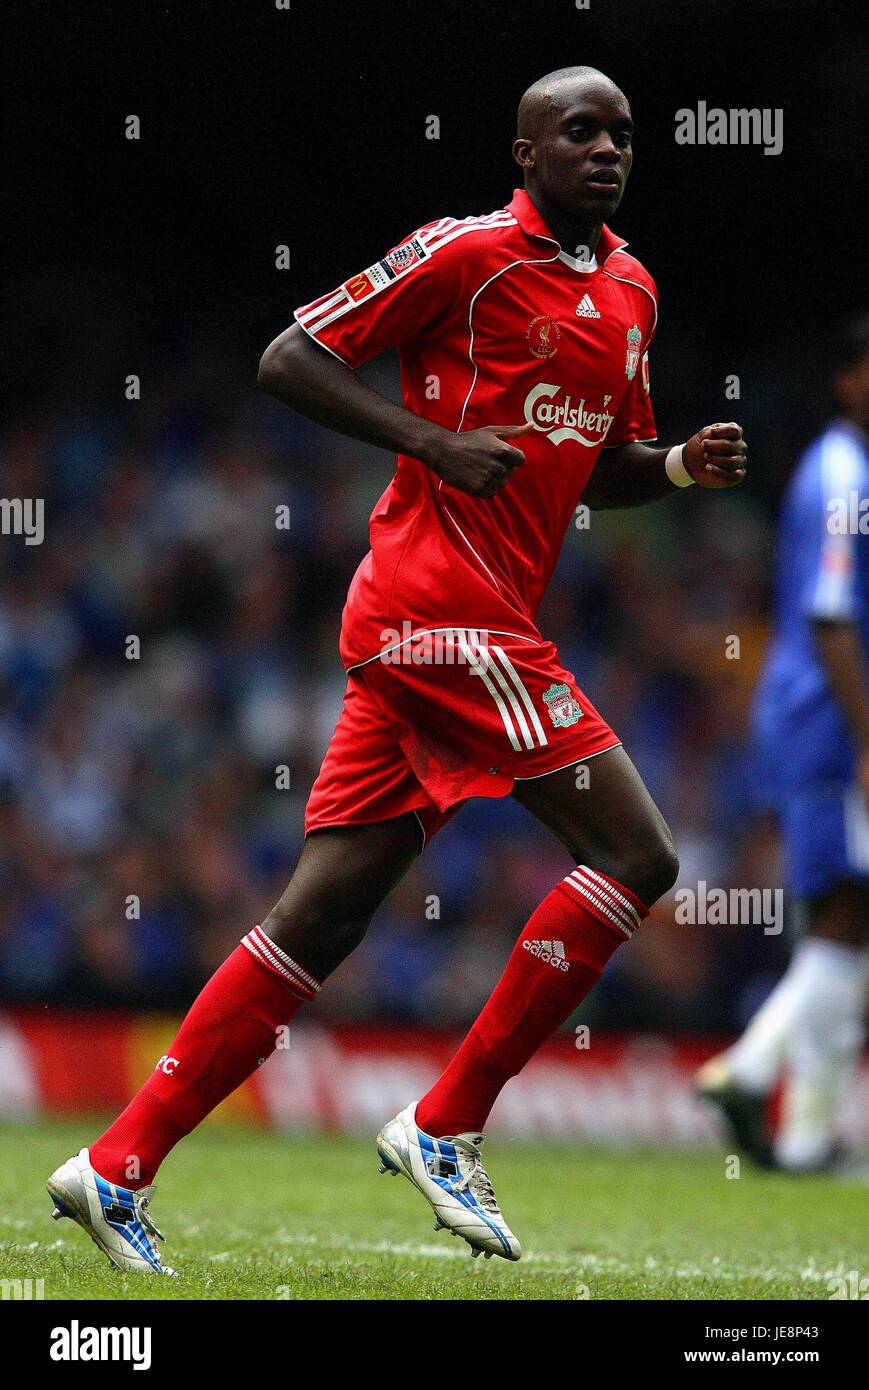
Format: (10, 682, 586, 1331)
(531, 85, 633, 224)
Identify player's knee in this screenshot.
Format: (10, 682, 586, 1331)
(261, 902, 373, 958)
(621, 833, 679, 908)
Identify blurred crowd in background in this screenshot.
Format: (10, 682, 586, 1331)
(0, 336, 796, 1034)
(6, 0, 857, 1040)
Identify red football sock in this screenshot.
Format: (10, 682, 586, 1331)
(416, 866, 649, 1136)
(89, 927, 319, 1186)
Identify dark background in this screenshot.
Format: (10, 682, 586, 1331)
(0, 1, 866, 1027)
(5, 0, 865, 456)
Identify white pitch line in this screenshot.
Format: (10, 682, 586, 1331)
(253, 1230, 848, 1286)
(12, 1220, 851, 1292)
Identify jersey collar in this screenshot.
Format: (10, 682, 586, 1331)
(506, 187, 628, 264)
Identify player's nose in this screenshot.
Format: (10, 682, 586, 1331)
(588, 132, 622, 162)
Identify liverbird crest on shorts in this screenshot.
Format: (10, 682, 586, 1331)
(542, 683, 583, 728)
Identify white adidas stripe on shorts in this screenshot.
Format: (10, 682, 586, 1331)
(456, 630, 548, 752)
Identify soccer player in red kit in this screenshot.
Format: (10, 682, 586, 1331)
(47, 67, 747, 1270)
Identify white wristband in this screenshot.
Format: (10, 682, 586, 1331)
(665, 443, 694, 488)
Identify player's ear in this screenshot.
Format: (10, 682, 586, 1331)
(512, 138, 534, 171)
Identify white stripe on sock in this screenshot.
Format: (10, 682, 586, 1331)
(567, 870, 637, 936)
(563, 872, 634, 938)
(577, 865, 642, 930)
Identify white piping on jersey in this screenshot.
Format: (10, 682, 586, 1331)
(301, 219, 658, 641)
(455, 242, 562, 433)
(600, 260, 658, 339)
(442, 236, 570, 594)
(420, 210, 518, 231)
(299, 216, 517, 339)
(557, 250, 599, 273)
(428, 248, 561, 633)
(443, 235, 649, 599)
(296, 290, 346, 325)
(300, 295, 363, 335)
(345, 626, 541, 672)
(421, 211, 517, 233)
(439, 496, 504, 593)
(294, 315, 351, 364)
(420, 214, 517, 254)
(415, 215, 454, 242)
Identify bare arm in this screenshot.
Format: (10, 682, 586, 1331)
(583, 424, 748, 509)
(258, 323, 446, 460)
(583, 441, 674, 509)
(258, 323, 532, 499)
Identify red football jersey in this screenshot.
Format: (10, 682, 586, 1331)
(294, 188, 658, 670)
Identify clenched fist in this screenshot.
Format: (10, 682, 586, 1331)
(425, 423, 533, 498)
(684, 422, 748, 488)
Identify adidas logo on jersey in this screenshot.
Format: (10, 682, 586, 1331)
(576, 294, 600, 319)
(523, 939, 571, 971)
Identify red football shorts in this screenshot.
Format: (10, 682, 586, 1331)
(304, 630, 620, 847)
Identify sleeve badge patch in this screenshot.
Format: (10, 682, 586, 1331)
(625, 325, 642, 381)
(385, 236, 428, 274)
(342, 237, 430, 304)
(345, 272, 376, 302)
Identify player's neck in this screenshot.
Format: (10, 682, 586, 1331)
(525, 187, 602, 261)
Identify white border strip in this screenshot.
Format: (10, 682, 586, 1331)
(513, 742, 622, 780)
(346, 627, 541, 672)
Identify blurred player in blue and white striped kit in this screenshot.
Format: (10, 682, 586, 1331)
(701, 317, 869, 1172)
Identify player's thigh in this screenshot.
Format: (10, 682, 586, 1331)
(512, 744, 678, 903)
(261, 814, 422, 977)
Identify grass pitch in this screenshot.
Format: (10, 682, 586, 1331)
(0, 1117, 864, 1300)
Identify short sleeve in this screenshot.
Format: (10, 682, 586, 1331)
(293, 224, 467, 368)
(605, 347, 657, 446)
(802, 435, 865, 623)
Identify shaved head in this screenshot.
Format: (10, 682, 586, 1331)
(517, 66, 626, 139)
(512, 66, 633, 237)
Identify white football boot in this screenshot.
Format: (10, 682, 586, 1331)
(46, 1147, 174, 1275)
(376, 1102, 521, 1260)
